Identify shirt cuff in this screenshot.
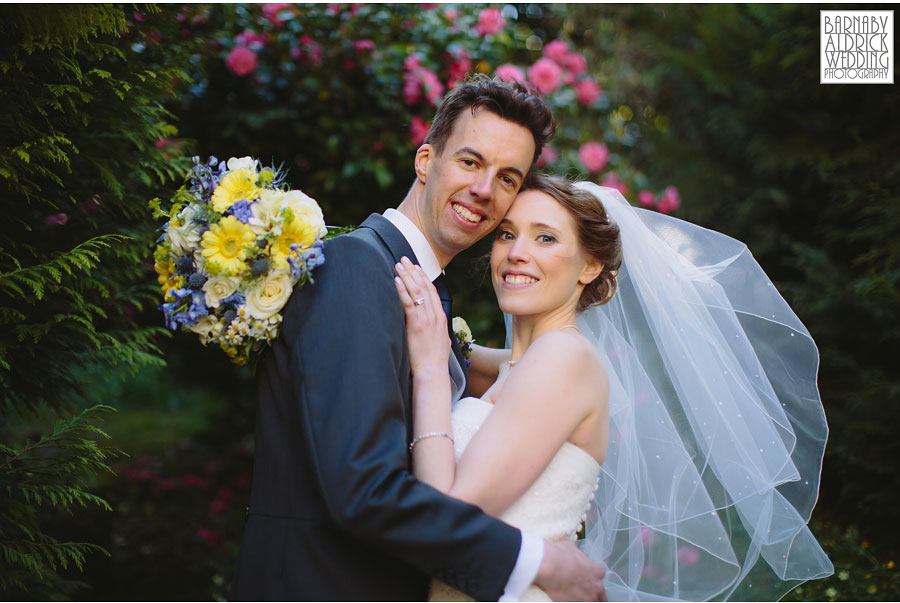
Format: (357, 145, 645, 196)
(499, 532, 544, 602)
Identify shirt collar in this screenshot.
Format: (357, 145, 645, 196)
(383, 208, 443, 281)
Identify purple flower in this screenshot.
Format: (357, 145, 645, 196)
(226, 200, 254, 223)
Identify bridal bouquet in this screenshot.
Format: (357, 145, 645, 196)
(152, 156, 328, 365)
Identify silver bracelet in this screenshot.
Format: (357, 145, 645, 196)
(409, 431, 454, 452)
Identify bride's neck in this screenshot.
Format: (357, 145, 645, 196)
(509, 306, 579, 362)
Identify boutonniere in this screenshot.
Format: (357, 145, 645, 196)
(452, 316, 474, 365)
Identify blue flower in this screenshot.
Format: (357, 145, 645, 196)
(226, 200, 255, 223)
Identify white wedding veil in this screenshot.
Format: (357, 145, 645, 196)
(510, 183, 833, 601)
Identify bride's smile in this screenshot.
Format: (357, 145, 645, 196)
(491, 189, 600, 321)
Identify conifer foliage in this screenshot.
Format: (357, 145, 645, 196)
(0, 5, 196, 595)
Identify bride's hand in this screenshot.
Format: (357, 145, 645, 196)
(394, 257, 450, 378)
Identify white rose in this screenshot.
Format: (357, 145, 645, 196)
(452, 316, 473, 343)
(226, 156, 258, 172)
(166, 204, 202, 256)
(244, 272, 293, 320)
(189, 315, 222, 346)
(203, 275, 240, 309)
(283, 190, 328, 238)
(249, 189, 285, 236)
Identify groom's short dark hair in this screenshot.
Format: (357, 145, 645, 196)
(424, 73, 555, 166)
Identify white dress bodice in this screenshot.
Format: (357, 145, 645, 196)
(428, 397, 601, 602)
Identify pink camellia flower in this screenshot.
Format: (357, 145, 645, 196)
(575, 79, 602, 105)
(495, 63, 527, 86)
(536, 146, 558, 168)
(657, 185, 681, 214)
(410, 116, 430, 146)
(262, 3, 292, 26)
(543, 39, 570, 64)
(637, 190, 656, 208)
(446, 47, 471, 88)
(474, 7, 505, 36)
(404, 54, 422, 71)
(677, 545, 700, 566)
(296, 35, 323, 66)
(563, 51, 588, 75)
(444, 7, 459, 21)
(234, 29, 267, 49)
(197, 526, 218, 545)
(225, 46, 258, 76)
(640, 526, 657, 546)
(404, 65, 444, 106)
(44, 213, 68, 226)
(354, 39, 376, 52)
(403, 75, 421, 105)
(578, 142, 609, 173)
(528, 58, 562, 95)
(602, 172, 629, 197)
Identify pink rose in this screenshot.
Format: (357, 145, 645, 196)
(474, 7, 505, 36)
(543, 39, 570, 64)
(444, 7, 459, 21)
(657, 185, 681, 214)
(575, 79, 602, 105)
(410, 116, 430, 146)
(602, 172, 629, 197)
(578, 142, 609, 173)
(677, 545, 700, 566)
(495, 64, 527, 86)
(528, 58, 562, 95)
(354, 39, 376, 52)
(563, 51, 588, 75)
(536, 146, 558, 168)
(262, 3, 293, 26)
(640, 526, 657, 546)
(637, 190, 656, 208)
(226, 46, 258, 76)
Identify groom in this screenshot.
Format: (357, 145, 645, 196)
(232, 75, 607, 601)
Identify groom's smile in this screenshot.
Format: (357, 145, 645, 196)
(410, 108, 535, 268)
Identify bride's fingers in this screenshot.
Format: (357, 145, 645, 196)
(396, 260, 434, 324)
(402, 258, 443, 325)
(394, 275, 416, 312)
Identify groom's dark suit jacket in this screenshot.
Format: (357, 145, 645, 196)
(231, 214, 521, 601)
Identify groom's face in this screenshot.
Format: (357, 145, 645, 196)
(414, 109, 535, 266)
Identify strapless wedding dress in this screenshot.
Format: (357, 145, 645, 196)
(428, 397, 601, 602)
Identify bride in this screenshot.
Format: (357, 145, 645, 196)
(393, 173, 833, 601)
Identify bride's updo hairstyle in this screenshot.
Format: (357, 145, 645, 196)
(523, 173, 623, 310)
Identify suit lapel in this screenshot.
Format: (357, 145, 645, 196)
(354, 214, 470, 401)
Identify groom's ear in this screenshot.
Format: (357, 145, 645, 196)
(414, 144, 434, 183)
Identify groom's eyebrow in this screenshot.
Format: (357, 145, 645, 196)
(455, 147, 525, 181)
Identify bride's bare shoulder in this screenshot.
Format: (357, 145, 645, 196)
(517, 330, 608, 400)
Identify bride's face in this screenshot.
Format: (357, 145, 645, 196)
(491, 190, 598, 318)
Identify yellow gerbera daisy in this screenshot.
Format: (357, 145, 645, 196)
(154, 253, 176, 287)
(211, 168, 261, 213)
(271, 214, 318, 269)
(201, 215, 256, 275)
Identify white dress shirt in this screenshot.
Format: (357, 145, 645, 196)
(383, 208, 544, 601)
